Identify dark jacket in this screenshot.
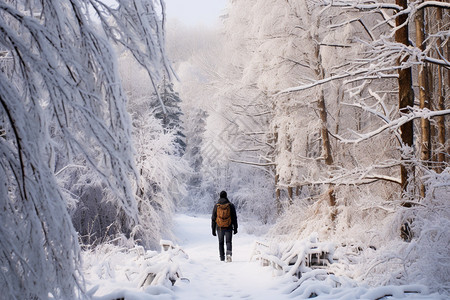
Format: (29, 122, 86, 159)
(211, 197, 238, 233)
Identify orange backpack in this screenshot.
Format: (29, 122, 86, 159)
(216, 203, 231, 228)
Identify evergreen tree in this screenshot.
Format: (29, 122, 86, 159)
(153, 75, 186, 155)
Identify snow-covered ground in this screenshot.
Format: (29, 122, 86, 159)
(83, 214, 445, 299)
(170, 214, 293, 299)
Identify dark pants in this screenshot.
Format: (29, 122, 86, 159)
(217, 227, 232, 260)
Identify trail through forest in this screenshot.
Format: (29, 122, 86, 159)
(171, 215, 445, 300)
(85, 214, 444, 299)
(172, 214, 290, 299)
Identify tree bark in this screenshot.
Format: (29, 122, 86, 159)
(436, 4, 446, 173)
(273, 129, 281, 214)
(415, 1, 431, 198)
(318, 90, 334, 166)
(314, 43, 334, 166)
(314, 40, 336, 225)
(395, 0, 415, 201)
(396, 0, 415, 242)
(276, 174, 281, 214)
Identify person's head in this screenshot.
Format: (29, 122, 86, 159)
(220, 190, 227, 198)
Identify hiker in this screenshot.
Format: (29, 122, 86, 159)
(211, 190, 238, 262)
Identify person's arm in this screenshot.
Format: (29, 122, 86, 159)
(231, 203, 238, 234)
(211, 204, 217, 236)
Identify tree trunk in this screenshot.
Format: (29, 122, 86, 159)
(275, 174, 281, 214)
(314, 42, 334, 166)
(273, 129, 281, 214)
(314, 42, 336, 224)
(318, 90, 334, 166)
(396, 0, 415, 242)
(436, 4, 446, 173)
(395, 0, 415, 202)
(328, 188, 337, 222)
(415, 1, 431, 198)
(288, 186, 293, 205)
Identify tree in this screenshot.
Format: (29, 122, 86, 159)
(414, 0, 430, 198)
(152, 75, 186, 155)
(212, 0, 357, 220)
(209, 0, 278, 217)
(164, 21, 231, 212)
(290, 0, 450, 239)
(394, 0, 415, 201)
(0, 0, 168, 298)
(182, 107, 208, 209)
(116, 46, 190, 247)
(435, 1, 448, 173)
(230, 0, 449, 240)
(213, 0, 449, 291)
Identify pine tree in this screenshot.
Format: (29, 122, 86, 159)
(152, 75, 186, 155)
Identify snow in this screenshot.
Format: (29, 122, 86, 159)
(170, 215, 292, 300)
(83, 214, 445, 299)
(3, 1, 449, 299)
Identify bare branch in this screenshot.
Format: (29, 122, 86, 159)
(329, 18, 375, 41)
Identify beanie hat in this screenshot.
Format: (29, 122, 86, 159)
(220, 191, 227, 198)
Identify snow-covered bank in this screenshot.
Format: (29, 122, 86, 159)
(82, 214, 446, 299)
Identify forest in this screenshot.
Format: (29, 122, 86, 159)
(0, 0, 448, 299)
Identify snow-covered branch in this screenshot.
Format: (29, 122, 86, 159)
(416, 1, 450, 10)
(0, 1, 169, 299)
(321, 0, 402, 11)
(279, 42, 448, 95)
(277, 65, 402, 94)
(322, 0, 450, 13)
(334, 108, 450, 144)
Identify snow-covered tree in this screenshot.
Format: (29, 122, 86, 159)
(152, 75, 186, 155)
(295, 0, 450, 236)
(214, 0, 357, 218)
(130, 108, 189, 247)
(181, 107, 208, 210)
(270, 0, 449, 292)
(0, 0, 169, 298)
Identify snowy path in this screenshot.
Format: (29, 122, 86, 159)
(172, 214, 291, 299)
(85, 214, 444, 299)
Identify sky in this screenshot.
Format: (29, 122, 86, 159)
(164, 0, 228, 27)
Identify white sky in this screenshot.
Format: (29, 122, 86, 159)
(164, 0, 227, 27)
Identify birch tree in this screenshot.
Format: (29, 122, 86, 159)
(0, 0, 168, 298)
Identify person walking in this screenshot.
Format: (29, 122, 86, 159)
(211, 191, 238, 262)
